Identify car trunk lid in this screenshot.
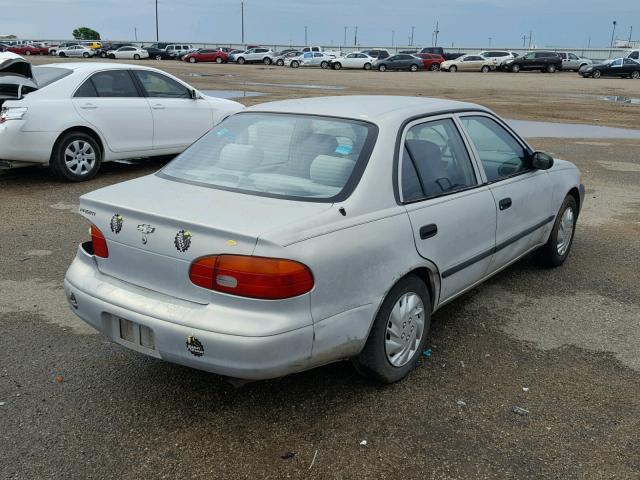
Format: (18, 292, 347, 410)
(0, 52, 36, 106)
(79, 174, 331, 304)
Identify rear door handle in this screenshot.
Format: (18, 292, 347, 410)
(419, 224, 438, 239)
(80, 103, 97, 110)
(499, 197, 512, 210)
(152, 104, 165, 110)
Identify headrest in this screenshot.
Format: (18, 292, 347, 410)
(310, 155, 355, 187)
(218, 144, 263, 171)
(405, 139, 442, 162)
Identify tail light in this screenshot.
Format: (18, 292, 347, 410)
(90, 224, 109, 258)
(189, 255, 314, 300)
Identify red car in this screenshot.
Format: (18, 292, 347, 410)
(183, 49, 229, 64)
(415, 53, 445, 71)
(8, 45, 42, 56)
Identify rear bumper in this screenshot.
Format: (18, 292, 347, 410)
(0, 122, 57, 163)
(63, 245, 315, 380)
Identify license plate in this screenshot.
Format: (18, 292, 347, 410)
(118, 318, 155, 350)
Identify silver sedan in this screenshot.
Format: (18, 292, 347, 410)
(64, 96, 584, 383)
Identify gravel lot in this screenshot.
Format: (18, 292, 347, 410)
(1, 58, 639, 479)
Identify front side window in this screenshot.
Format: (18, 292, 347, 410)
(630, 51, 639, 60)
(133, 70, 189, 98)
(569, 53, 579, 60)
(400, 118, 477, 202)
(159, 113, 377, 202)
(611, 59, 623, 67)
(88, 70, 139, 97)
(461, 116, 529, 182)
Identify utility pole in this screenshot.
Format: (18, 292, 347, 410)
(344, 26, 347, 46)
(241, 1, 244, 44)
(522, 34, 527, 47)
(391, 30, 395, 47)
(304, 26, 308, 45)
(155, 0, 159, 41)
(629, 26, 633, 43)
(488, 37, 492, 47)
(134, 27, 137, 41)
(354, 26, 358, 46)
(587, 36, 591, 48)
(410, 26, 415, 46)
(433, 21, 439, 46)
(528, 30, 532, 48)
(610, 20, 617, 48)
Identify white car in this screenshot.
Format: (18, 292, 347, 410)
(107, 46, 149, 60)
(234, 47, 275, 65)
(56, 45, 96, 58)
(287, 52, 334, 69)
(330, 52, 374, 70)
(478, 50, 516, 66)
(0, 55, 243, 180)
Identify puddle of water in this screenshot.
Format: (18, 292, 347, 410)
(601, 95, 640, 105)
(243, 81, 346, 90)
(201, 90, 268, 99)
(506, 119, 640, 140)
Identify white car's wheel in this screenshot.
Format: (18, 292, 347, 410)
(333, 62, 342, 70)
(290, 60, 299, 68)
(534, 195, 578, 267)
(59, 52, 66, 58)
(481, 65, 490, 73)
(263, 57, 272, 65)
(237, 57, 245, 64)
(449, 65, 457, 72)
(353, 274, 431, 383)
(134, 54, 140, 60)
(363, 62, 372, 70)
(50, 132, 102, 182)
(320, 61, 329, 69)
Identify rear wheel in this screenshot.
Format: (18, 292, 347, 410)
(333, 62, 342, 70)
(593, 70, 601, 79)
(353, 275, 431, 384)
(155, 55, 163, 60)
(189, 56, 196, 63)
(290, 60, 299, 68)
(511, 64, 520, 73)
(59, 52, 66, 58)
(25, 50, 32, 56)
(133, 54, 140, 60)
(215, 57, 223, 64)
(546, 64, 557, 73)
(263, 57, 272, 65)
(320, 61, 329, 69)
(363, 62, 372, 70)
(108, 54, 115, 59)
(100, 51, 107, 58)
(430, 63, 439, 71)
(378, 64, 387, 72)
(50, 132, 102, 182)
(276, 59, 284, 66)
(533, 195, 577, 267)
(410, 64, 419, 72)
(481, 65, 490, 73)
(632, 71, 640, 79)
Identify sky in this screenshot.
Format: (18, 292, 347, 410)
(0, 0, 638, 48)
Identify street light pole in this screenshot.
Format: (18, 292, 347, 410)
(304, 26, 308, 45)
(410, 26, 415, 46)
(488, 37, 492, 47)
(433, 21, 439, 46)
(241, 1, 244, 44)
(610, 20, 617, 48)
(155, 0, 159, 41)
(344, 26, 347, 46)
(392, 30, 395, 47)
(354, 26, 358, 46)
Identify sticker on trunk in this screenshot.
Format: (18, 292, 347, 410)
(186, 336, 204, 356)
(174, 230, 192, 252)
(110, 214, 123, 234)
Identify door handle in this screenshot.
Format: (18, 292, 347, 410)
(419, 224, 438, 239)
(80, 104, 97, 110)
(499, 197, 512, 210)
(152, 104, 166, 110)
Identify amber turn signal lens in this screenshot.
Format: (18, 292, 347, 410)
(90, 224, 109, 258)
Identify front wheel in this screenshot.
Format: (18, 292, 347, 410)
(25, 50, 32, 56)
(430, 63, 439, 71)
(189, 56, 196, 63)
(59, 52, 66, 58)
(134, 54, 140, 60)
(50, 132, 102, 182)
(511, 64, 520, 73)
(155, 55, 162, 60)
(263, 57, 272, 65)
(108, 54, 115, 59)
(363, 62, 372, 70)
(333, 62, 342, 70)
(546, 64, 557, 73)
(410, 64, 419, 72)
(276, 59, 284, 66)
(449, 65, 457, 72)
(378, 64, 387, 72)
(593, 70, 601, 79)
(237, 57, 245, 65)
(353, 275, 431, 383)
(481, 65, 490, 73)
(215, 57, 223, 64)
(533, 195, 578, 267)
(632, 71, 640, 79)
(290, 60, 299, 68)
(320, 61, 329, 69)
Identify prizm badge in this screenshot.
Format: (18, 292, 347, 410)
(79, 208, 96, 217)
(137, 224, 156, 245)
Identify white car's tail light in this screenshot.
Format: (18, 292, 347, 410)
(189, 255, 314, 300)
(0, 107, 28, 124)
(89, 224, 109, 258)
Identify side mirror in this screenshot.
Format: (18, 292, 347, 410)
(190, 89, 198, 100)
(531, 151, 554, 170)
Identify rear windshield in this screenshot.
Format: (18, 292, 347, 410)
(32, 66, 72, 87)
(159, 112, 378, 202)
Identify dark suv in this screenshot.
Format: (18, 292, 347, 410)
(502, 51, 562, 73)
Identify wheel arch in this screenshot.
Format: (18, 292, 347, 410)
(568, 186, 581, 215)
(50, 126, 105, 164)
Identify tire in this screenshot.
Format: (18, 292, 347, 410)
(25, 50, 31, 56)
(378, 64, 387, 72)
(108, 54, 115, 59)
(410, 64, 418, 72)
(189, 56, 196, 63)
(290, 60, 299, 68)
(430, 63, 439, 71)
(533, 195, 578, 268)
(276, 59, 284, 66)
(215, 57, 223, 64)
(481, 65, 490, 73)
(50, 50, 57, 55)
(511, 64, 520, 73)
(134, 54, 140, 60)
(237, 57, 245, 65)
(81, 52, 89, 58)
(449, 65, 457, 72)
(155, 55, 162, 60)
(593, 70, 601, 79)
(50, 132, 102, 182)
(59, 52, 66, 58)
(632, 71, 640, 79)
(263, 57, 272, 65)
(333, 62, 342, 70)
(353, 275, 431, 384)
(320, 61, 329, 69)
(546, 64, 556, 73)
(364, 62, 372, 70)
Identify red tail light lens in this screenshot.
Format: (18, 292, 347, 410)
(90, 224, 109, 258)
(189, 255, 314, 300)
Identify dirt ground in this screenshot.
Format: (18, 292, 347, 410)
(1, 57, 639, 479)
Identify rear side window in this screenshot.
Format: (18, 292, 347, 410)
(461, 116, 529, 182)
(84, 71, 139, 97)
(401, 118, 477, 201)
(74, 78, 98, 97)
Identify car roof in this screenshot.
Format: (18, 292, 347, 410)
(246, 95, 486, 124)
(40, 62, 159, 73)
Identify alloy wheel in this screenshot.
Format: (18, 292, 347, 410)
(64, 140, 96, 177)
